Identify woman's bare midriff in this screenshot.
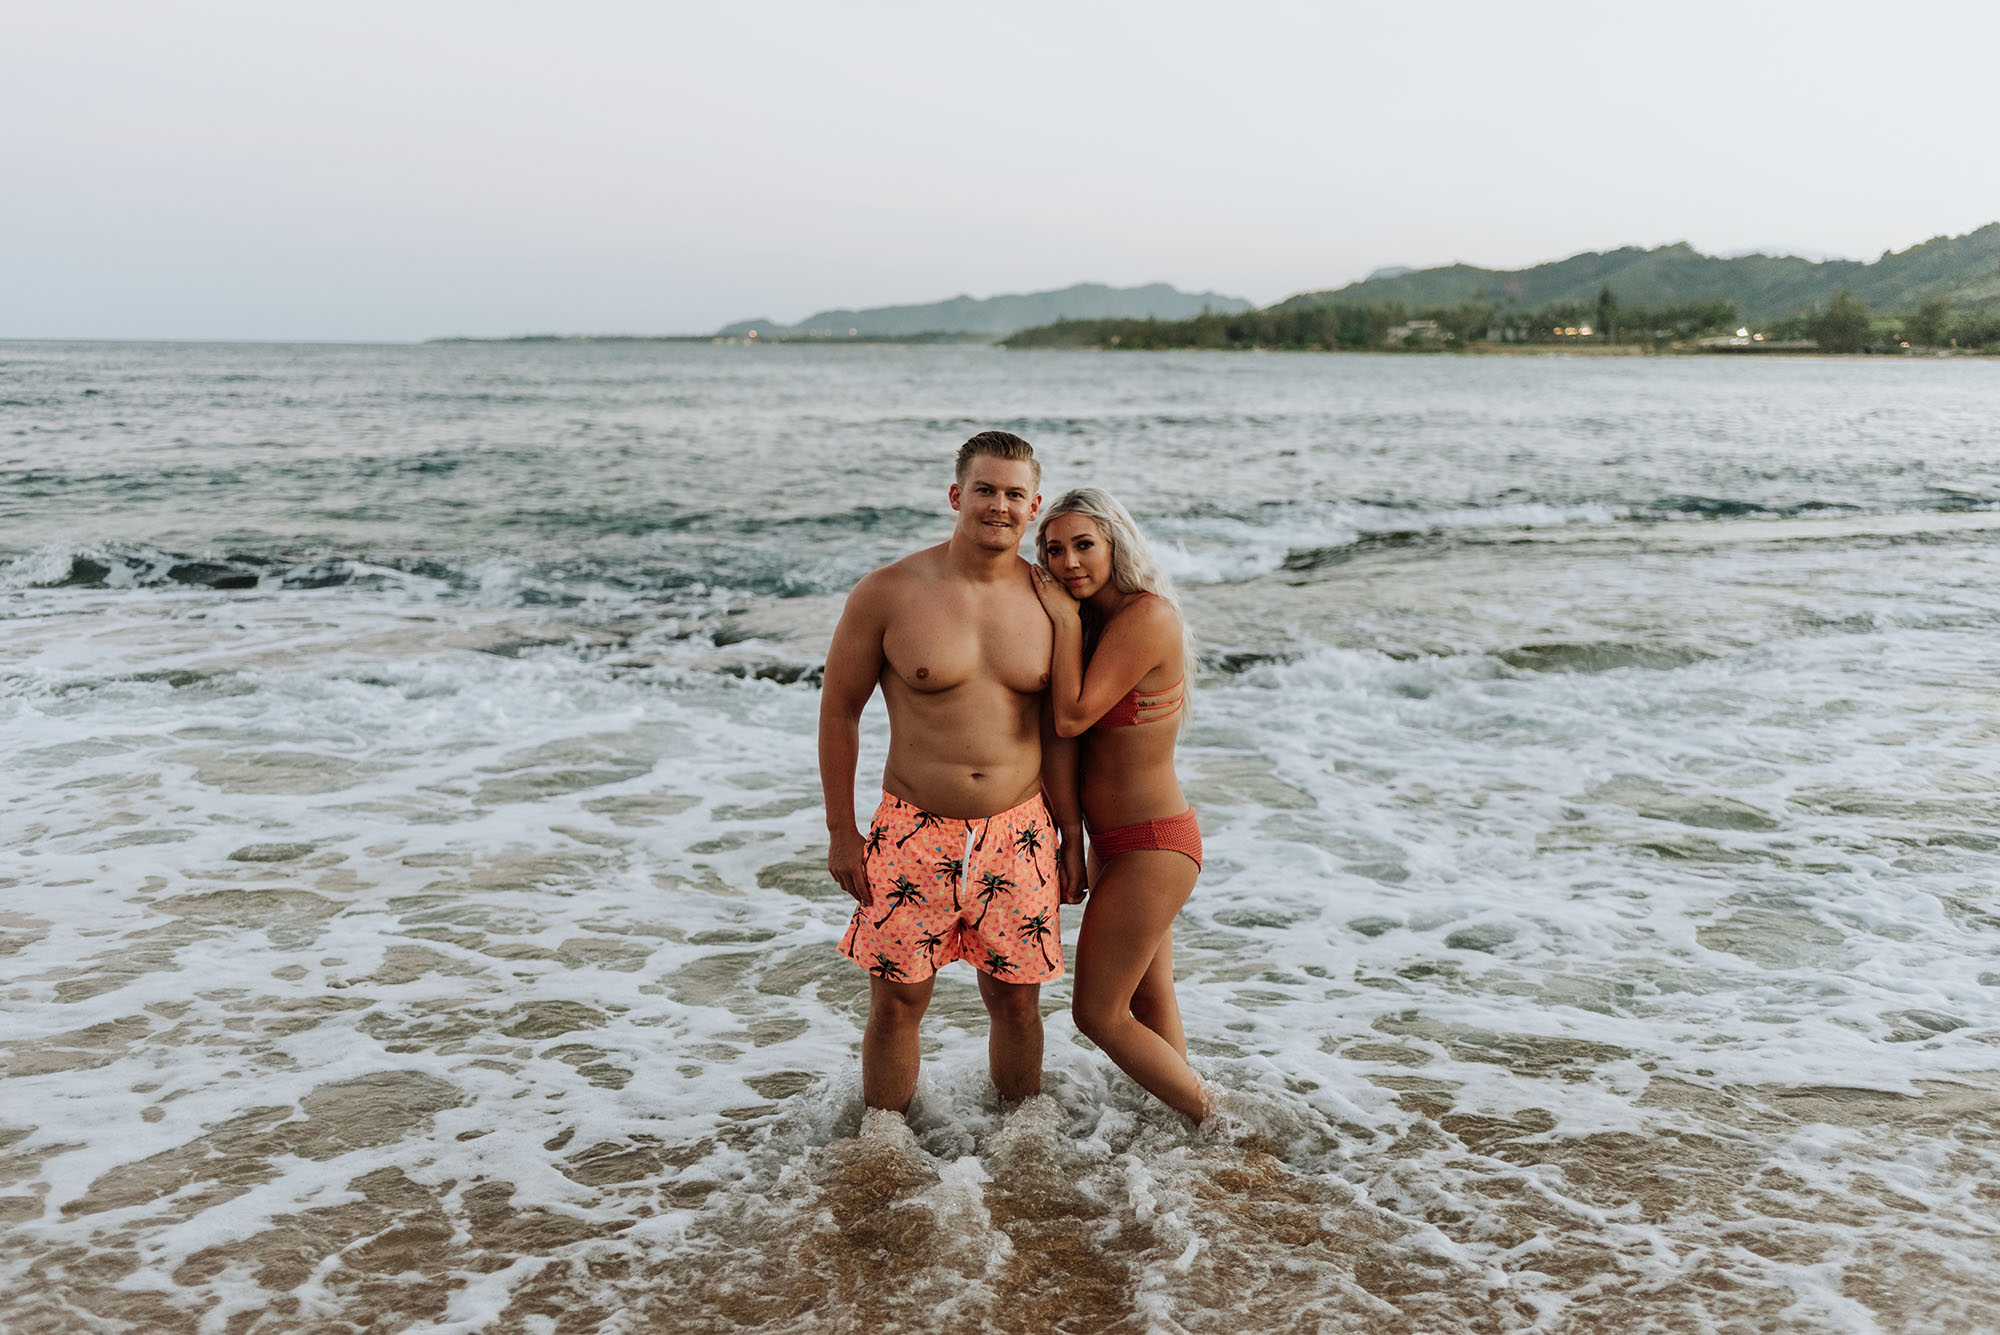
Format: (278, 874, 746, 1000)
(1079, 725, 1186, 831)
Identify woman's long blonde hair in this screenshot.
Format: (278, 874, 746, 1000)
(1036, 488, 1197, 711)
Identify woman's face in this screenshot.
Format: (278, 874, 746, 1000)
(1041, 514, 1114, 601)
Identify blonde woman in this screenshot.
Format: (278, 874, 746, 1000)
(1033, 488, 1207, 1121)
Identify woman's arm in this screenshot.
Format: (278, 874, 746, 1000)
(1033, 574, 1173, 738)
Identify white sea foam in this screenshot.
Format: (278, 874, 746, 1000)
(5, 344, 1998, 1330)
(5, 550, 1994, 1330)
(1147, 499, 1635, 585)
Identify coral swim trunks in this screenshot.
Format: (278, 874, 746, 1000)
(839, 791, 1063, 984)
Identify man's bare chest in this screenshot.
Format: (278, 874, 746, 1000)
(882, 588, 1051, 696)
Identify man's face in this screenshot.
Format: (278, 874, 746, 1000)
(949, 458, 1040, 553)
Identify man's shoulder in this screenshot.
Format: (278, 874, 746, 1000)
(846, 545, 946, 607)
(894, 543, 956, 577)
(854, 546, 1040, 605)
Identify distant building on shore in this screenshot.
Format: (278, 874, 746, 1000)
(1386, 319, 1442, 345)
(1697, 332, 1819, 353)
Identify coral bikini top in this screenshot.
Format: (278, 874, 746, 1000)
(1090, 592, 1185, 729)
(1094, 677, 1185, 729)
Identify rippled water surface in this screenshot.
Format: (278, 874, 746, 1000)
(3, 341, 1998, 1333)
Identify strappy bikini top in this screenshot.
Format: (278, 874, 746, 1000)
(1089, 591, 1185, 729)
(1094, 676, 1185, 729)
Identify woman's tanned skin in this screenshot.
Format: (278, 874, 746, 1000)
(1036, 507, 1207, 1122)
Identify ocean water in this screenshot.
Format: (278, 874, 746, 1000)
(3, 340, 1998, 1334)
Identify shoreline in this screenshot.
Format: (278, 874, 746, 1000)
(1000, 342, 1991, 359)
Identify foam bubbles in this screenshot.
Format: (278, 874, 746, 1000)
(7, 343, 2000, 1331)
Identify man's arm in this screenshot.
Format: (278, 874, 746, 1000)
(819, 573, 889, 905)
(1040, 695, 1087, 904)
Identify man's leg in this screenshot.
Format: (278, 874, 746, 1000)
(976, 973, 1043, 1102)
(862, 974, 936, 1112)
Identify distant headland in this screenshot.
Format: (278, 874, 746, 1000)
(715, 282, 1253, 341)
(1004, 225, 2000, 355)
(427, 281, 1251, 347)
(431, 226, 2000, 354)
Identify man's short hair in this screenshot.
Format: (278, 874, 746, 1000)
(955, 430, 1041, 491)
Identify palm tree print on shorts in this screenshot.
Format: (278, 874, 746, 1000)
(895, 810, 941, 849)
(1018, 909, 1056, 972)
(874, 875, 922, 929)
(931, 857, 965, 909)
(840, 793, 1062, 984)
(970, 870, 1013, 932)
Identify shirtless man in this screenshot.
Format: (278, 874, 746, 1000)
(820, 430, 1086, 1113)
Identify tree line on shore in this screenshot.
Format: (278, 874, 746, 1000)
(1002, 288, 2000, 354)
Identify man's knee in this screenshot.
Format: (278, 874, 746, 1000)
(869, 978, 933, 1031)
(982, 980, 1042, 1030)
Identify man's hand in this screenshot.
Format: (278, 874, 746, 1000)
(828, 826, 872, 905)
(1058, 837, 1087, 906)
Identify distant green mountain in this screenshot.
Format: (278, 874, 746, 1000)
(718, 282, 1252, 339)
(1276, 225, 2000, 322)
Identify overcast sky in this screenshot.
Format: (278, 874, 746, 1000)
(6, 0, 1997, 341)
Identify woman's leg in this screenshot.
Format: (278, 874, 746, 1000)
(1128, 929, 1186, 1059)
(1071, 848, 1205, 1121)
